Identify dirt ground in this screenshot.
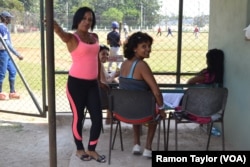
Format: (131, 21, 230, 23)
(0, 113, 72, 167)
(0, 112, 233, 167)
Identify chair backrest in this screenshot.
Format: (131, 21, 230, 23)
(181, 87, 228, 117)
(108, 89, 156, 124)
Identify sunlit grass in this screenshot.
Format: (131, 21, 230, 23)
(1, 30, 208, 91)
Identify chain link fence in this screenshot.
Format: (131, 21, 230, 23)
(0, 0, 209, 114)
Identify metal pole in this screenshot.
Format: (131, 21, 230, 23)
(176, 0, 183, 84)
(140, 2, 143, 29)
(40, 0, 47, 113)
(45, 0, 57, 166)
(66, 1, 69, 30)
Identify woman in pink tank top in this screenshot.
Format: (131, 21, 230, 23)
(53, 7, 107, 163)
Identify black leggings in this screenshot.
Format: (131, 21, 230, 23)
(66, 76, 102, 151)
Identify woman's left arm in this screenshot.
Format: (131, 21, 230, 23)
(139, 62, 166, 118)
(187, 75, 205, 84)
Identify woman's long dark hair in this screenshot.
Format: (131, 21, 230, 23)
(206, 48, 224, 84)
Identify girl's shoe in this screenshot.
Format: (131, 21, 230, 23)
(142, 148, 152, 158)
(132, 144, 142, 155)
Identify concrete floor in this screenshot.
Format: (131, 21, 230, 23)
(65, 115, 234, 167)
(0, 113, 234, 167)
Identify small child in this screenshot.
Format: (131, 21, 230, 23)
(99, 45, 120, 124)
(99, 45, 119, 84)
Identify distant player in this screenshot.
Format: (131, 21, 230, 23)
(156, 27, 162, 36)
(107, 21, 121, 72)
(167, 27, 173, 37)
(123, 23, 129, 39)
(194, 26, 199, 38)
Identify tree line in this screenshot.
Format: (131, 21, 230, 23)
(0, 0, 162, 29)
(55, 0, 162, 29)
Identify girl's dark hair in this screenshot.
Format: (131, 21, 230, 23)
(206, 48, 224, 84)
(99, 44, 110, 52)
(123, 31, 153, 60)
(71, 7, 96, 31)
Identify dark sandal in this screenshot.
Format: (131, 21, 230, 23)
(91, 154, 106, 163)
(76, 154, 91, 161)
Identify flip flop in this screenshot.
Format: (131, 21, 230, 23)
(90, 154, 106, 163)
(76, 154, 91, 161)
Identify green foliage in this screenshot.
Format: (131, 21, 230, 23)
(53, 0, 161, 28)
(20, 0, 36, 12)
(102, 8, 123, 23)
(2, 0, 161, 28)
(0, 0, 24, 11)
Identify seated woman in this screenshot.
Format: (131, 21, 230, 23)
(177, 48, 224, 136)
(99, 45, 119, 124)
(187, 48, 224, 85)
(163, 48, 224, 108)
(119, 32, 166, 158)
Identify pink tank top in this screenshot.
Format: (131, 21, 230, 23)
(69, 33, 99, 80)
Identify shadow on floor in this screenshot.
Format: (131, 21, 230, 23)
(68, 119, 233, 167)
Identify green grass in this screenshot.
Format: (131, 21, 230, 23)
(1, 30, 208, 92)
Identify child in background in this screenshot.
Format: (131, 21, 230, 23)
(99, 45, 119, 85)
(99, 45, 119, 124)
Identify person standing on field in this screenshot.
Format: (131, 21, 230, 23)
(156, 27, 162, 36)
(107, 21, 121, 72)
(123, 23, 129, 39)
(194, 26, 199, 38)
(167, 26, 173, 37)
(0, 11, 23, 100)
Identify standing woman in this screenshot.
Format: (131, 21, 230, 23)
(53, 7, 106, 163)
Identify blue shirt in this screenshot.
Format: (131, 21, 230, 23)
(107, 30, 120, 47)
(0, 23, 20, 57)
